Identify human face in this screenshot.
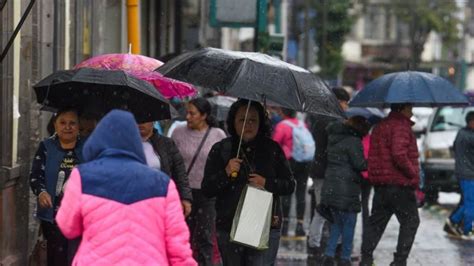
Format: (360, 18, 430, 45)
(186, 103, 207, 130)
(339, 100, 349, 111)
(138, 122, 154, 140)
(54, 111, 79, 143)
(234, 106, 260, 142)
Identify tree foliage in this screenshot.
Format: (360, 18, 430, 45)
(312, 0, 354, 79)
(364, 0, 460, 68)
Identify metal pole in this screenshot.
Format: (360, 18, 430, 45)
(303, 0, 309, 68)
(126, 0, 140, 54)
(0, 0, 36, 64)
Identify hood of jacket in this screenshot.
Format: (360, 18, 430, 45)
(83, 110, 146, 164)
(326, 121, 362, 145)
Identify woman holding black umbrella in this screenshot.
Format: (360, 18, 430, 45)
(30, 108, 85, 266)
(202, 99, 295, 265)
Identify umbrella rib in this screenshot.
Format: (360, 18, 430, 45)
(288, 67, 303, 111)
(227, 58, 247, 95)
(418, 73, 436, 106)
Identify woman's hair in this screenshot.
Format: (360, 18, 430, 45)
(226, 99, 271, 138)
(346, 115, 371, 136)
(188, 97, 218, 127)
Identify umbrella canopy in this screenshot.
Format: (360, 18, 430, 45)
(157, 47, 344, 119)
(74, 53, 163, 72)
(74, 53, 197, 100)
(206, 95, 237, 121)
(33, 68, 171, 122)
(350, 71, 469, 108)
(346, 107, 385, 124)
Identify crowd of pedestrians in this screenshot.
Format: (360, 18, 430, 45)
(30, 84, 473, 266)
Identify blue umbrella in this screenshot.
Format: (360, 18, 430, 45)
(349, 71, 469, 108)
(346, 107, 385, 124)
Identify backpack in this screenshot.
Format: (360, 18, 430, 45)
(283, 120, 315, 162)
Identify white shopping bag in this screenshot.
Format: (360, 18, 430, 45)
(230, 185, 273, 250)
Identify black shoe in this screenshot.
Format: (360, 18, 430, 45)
(307, 243, 322, 260)
(337, 259, 352, 266)
(390, 261, 407, 266)
(322, 256, 335, 266)
(295, 222, 306, 236)
(282, 219, 289, 236)
(359, 256, 373, 266)
(444, 218, 463, 238)
(334, 244, 342, 259)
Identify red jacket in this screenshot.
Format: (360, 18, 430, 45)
(368, 112, 419, 188)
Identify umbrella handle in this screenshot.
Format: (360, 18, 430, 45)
(231, 100, 252, 180)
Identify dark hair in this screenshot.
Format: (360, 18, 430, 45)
(226, 99, 271, 138)
(48, 108, 79, 136)
(332, 87, 350, 102)
(280, 107, 296, 118)
(466, 111, 474, 124)
(188, 97, 218, 127)
(390, 103, 412, 113)
(346, 115, 371, 136)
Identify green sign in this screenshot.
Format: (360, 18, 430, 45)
(210, 0, 258, 28)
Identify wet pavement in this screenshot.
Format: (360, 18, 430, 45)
(277, 192, 474, 266)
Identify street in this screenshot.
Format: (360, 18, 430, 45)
(277, 192, 474, 266)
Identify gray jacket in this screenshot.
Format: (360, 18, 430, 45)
(454, 127, 474, 180)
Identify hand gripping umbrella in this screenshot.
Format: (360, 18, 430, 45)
(33, 68, 171, 123)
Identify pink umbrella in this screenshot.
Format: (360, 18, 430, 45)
(74, 53, 197, 99)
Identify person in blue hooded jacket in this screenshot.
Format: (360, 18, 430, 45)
(30, 108, 85, 266)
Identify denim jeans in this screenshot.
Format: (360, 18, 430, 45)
(450, 179, 474, 234)
(217, 228, 281, 266)
(324, 209, 357, 261)
(308, 179, 326, 248)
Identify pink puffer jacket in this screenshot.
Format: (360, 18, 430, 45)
(57, 168, 196, 266)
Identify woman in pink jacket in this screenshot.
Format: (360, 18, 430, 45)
(56, 110, 196, 266)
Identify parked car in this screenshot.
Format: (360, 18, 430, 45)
(422, 106, 474, 203)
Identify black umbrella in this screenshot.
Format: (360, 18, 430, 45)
(206, 95, 237, 121)
(33, 68, 171, 122)
(157, 47, 344, 119)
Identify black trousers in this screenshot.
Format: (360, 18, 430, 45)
(361, 185, 420, 263)
(282, 159, 310, 221)
(41, 221, 68, 266)
(187, 189, 216, 266)
(360, 179, 372, 237)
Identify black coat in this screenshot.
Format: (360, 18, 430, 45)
(307, 115, 338, 179)
(320, 122, 367, 212)
(454, 127, 474, 180)
(202, 136, 295, 232)
(149, 132, 193, 202)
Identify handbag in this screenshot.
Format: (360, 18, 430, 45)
(230, 185, 273, 250)
(29, 224, 47, 266)
(186, 127, 211, 175)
